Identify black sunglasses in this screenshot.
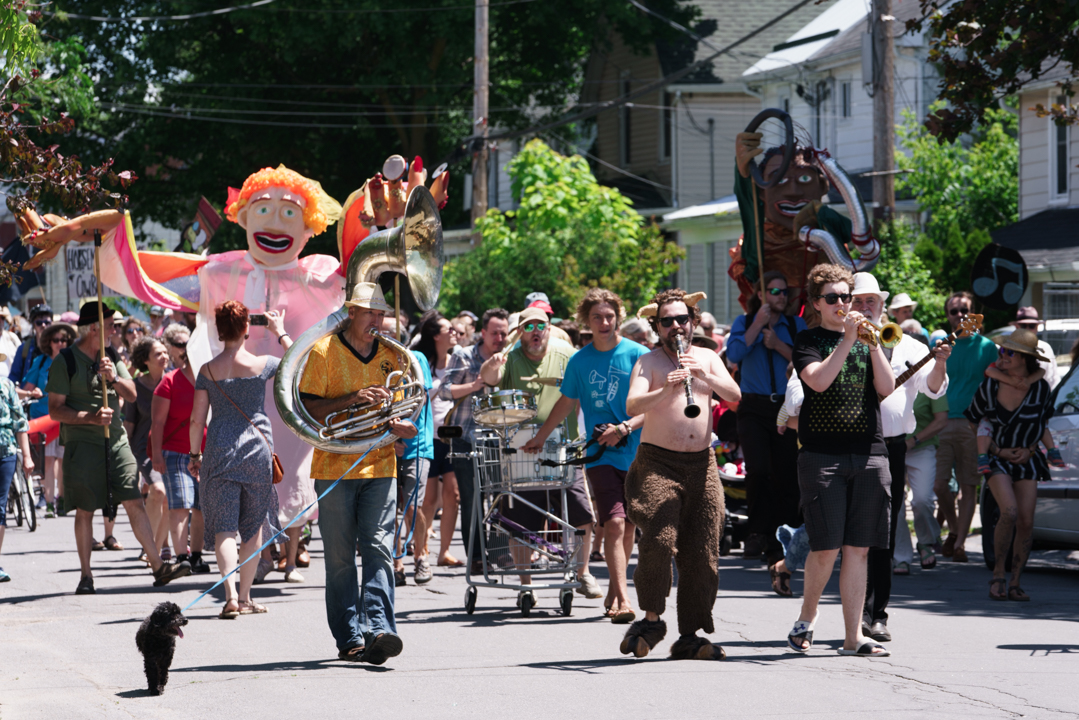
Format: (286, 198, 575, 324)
(766, 287, 789, 296)
(659, 314, 691, 328)
(34, 319, 52, 327)
(168, 341, 187, 349)
(949, 307, 970, 317)
(816, 293, 852, 305)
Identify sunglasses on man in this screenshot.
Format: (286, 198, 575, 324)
(816, 293, 852, 305)
(949, 306, 970, 317)
(659, 314, 691, 328)
(766, 287, 789, 296)
(34, 319, 52, 327)
(521, 322, 547, 333)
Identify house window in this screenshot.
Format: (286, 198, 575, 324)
(841, 82, 852, 118)
(1053, 94, 1069, 199)
(662, 92, 673, 160)
(620, 74, 632, 167)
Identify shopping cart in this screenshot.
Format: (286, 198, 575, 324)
(454, 418, 584, 618)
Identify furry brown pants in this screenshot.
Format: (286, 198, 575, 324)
(625, 442, 725, 636)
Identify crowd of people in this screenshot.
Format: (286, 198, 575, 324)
(0, 267, 1066, 663)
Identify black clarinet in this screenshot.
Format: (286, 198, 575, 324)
(674, 335, 701, 418)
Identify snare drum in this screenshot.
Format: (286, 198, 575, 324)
(473, 389, 537, 426)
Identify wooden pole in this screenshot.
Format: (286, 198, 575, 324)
(871, 0, 895, 227)
(93, 230, 109, 443)
(395, 274, 401, 342)
(470, 0, 489, 246)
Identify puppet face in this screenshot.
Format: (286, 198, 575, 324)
(761, 154, 829, 230)
(236, 186, 315, 267)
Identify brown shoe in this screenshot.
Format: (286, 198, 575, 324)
(952, 546, 968, 563)
(276, 556, 288, 572)
(297, 547, 311, 568)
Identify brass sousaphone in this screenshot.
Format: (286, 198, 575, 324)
(274, 186, 443, 454)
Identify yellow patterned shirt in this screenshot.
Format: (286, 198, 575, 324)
(299, 333, 400, 480)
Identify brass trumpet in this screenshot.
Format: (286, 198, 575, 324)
(838, 309, 903, 349)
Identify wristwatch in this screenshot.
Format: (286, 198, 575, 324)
(189, 452, 202, 461)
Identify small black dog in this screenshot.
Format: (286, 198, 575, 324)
(135, 601, 188, 695)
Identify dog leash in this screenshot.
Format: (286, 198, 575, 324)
(182, 431, 390, 613)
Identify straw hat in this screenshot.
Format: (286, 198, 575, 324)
(344, 282, 393, 313)
(888, 292, 917, 312)
(852, 273, 889, 303)
(994, 328, 1049, 362)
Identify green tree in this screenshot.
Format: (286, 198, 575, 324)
(440, 139, 683, 316)
(48, 0, 705, 252)
(870, 221, 946, 331)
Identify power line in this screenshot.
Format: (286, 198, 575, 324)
(100, 103, 470, 129)
(47, 0, 277, 22)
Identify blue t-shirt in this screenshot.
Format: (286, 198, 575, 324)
(945, 334, 998, 419)
(725, 312, 806, 396)
(559, 338, 649, 471)
(401, 351, 434, 460)
(22, 353, 53, 419)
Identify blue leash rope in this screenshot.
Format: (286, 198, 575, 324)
(391, 474, 422, 560)
(182, 432, 389, 613)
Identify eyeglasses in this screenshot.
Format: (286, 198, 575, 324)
(34, 319, 52, 327)
(658, 314, 691, 328)
(125, 327, 143, 335)
(522, 322, 547, 333)
(998, 347, 1017, 358)
(766, 287, 789, 296)
(949, 307, 970, 317)
(816, 293, 852, 305)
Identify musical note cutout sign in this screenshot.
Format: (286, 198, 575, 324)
(971, 244, 1028, 311)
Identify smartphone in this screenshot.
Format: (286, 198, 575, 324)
(249, 314, 269, 326)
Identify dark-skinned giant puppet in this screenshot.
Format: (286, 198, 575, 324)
(18, 155, 448, 527)
(728, 109, 879, 324)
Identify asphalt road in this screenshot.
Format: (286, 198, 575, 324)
(1, 509, 1077, 719)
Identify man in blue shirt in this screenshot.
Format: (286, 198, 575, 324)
(725, 270, 807, 566)
(525, 288, 648, 623)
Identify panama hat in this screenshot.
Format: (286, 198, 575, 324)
(994, 328, 1049, 362)
(888, 293, 917, 311)
(344, 282, 394, 313)
(851, 273, 889, 303)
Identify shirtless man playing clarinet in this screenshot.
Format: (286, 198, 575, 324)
(618, 289, 741, 661)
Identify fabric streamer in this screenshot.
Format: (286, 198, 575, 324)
(182, 431, 389, 613)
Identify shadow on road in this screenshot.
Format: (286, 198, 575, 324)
(997, 644, 1079, 655)
(171, 659, 390, 673)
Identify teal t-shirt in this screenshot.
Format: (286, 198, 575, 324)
(401, 351, 433, 461)
(945, 335, 998, 419)
(558, 338, 648, 471)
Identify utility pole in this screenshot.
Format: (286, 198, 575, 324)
(471, 0, 489, 245)
(871, 0, 895, 225)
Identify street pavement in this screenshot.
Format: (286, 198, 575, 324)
(1, 509, 1077, 719)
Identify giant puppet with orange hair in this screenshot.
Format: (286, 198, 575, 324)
(20, 157, 449, 528)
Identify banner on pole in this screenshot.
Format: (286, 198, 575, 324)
(66, 245, 120, 300)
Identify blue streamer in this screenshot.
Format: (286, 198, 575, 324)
(391, 474, 422, 560)
(182, 432, 389, 613)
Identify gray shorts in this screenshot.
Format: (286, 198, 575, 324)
(797, 451, 891, 551)
(398, 457, 430, 510)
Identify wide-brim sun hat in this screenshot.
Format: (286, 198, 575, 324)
(994, 328, 1049, 362)
(343, 281, 394, 313)
(888, 292, 917, 311)
(851, 272, 889, 303)
(38, 322, 77, 354)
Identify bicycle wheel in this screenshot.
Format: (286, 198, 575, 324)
(10, 480, 24, 527)
(17, 462, 36, 532)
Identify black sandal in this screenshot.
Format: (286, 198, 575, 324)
(769, 563, 792, 597)
(669, 634, 726, 660)
(988, 577, 1007, 601)
(619, 619, 667, 659)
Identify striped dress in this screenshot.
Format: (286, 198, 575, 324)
(964, 377, 1054, 481)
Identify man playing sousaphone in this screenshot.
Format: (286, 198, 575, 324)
(619, 289, 740, 661)
(298, 282, 417, 666)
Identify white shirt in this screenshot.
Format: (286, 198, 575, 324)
(1037, 340, 1060, 390)
(783, 371, 804, 418)
(880, 335, 949, 437)
(0, 330, 20, 378)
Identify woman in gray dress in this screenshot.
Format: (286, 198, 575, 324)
(188, 301, 292, 618)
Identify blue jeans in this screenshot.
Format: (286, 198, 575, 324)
(315, 476, 398, 651)
(0, 454, 16, 525)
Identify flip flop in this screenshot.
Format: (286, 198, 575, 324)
(603, 604, 615, 618)
(989, 578, 1007, 601)
(611, 606, 637, 625)
(838, 640, 890, 657)
(436, 557, 466, 568)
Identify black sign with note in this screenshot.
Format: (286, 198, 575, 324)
(970, 244, 1028, 311)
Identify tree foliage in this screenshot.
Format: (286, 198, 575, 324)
(48, 0, 704, 253)
(907, 0, 1079, 142)
(439, 139, 683, 317)
(870, 221, 946, 331)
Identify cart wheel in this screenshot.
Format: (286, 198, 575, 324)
(464, 586, 477, 615)
(520, 592, 533, 617)
(720, 533, 732, 557)
(560, 590, 573, 617)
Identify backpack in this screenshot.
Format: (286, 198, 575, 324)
(60, 345, 121, 379)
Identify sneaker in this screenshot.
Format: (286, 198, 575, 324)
(361, 633, 403, 665)
(45, 502, 55, 518)
(36, 494, 46, 510)
(414, 557, 432, 585)
(189, 552, 212, 574)
(160, 545, 173, 561)
(0, 567, 10, 582)
(152, 559, 192, 587)
(75, 575, 95, 594)
(394, 568, 407, 587)
(577, 573, 603, 599)
(284, 569, 305, 583)
(253, 558, 274, 584)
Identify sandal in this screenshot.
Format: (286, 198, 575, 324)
(219, 601, 240, 619)
(892, 561, 910, 576)
(669, 634, 725, 661)
(1007, 585, 1030, 602)
(611, 605, 637, 625)
(237, 600, 268, 615)
(589, 551, 605, 563)
(91, 538, 105, 552)
(787, 615, 816, 653)
(603, 604, 615, 618)
(989, 577, 1007, 601)
(769, 563, 792, 597)
(436, 556, 465, 568)
(917, 543, 936, 570)
(103, 535, 124, 551)
(619, 619, 667, 659)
